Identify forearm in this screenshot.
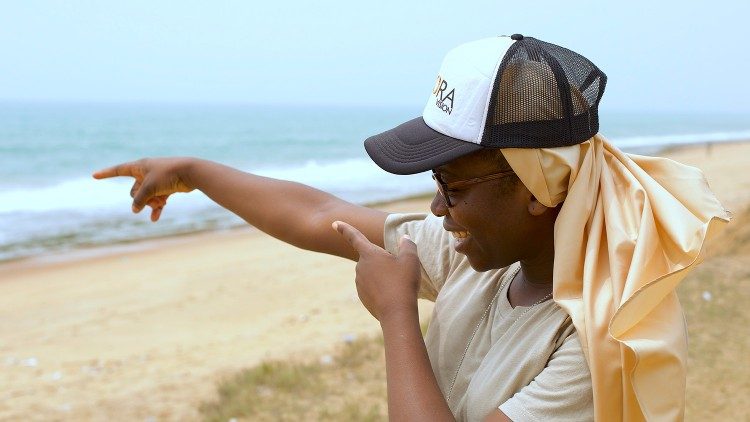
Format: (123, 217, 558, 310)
(380, 308, 455, 422)
(184, 158, 386, 259)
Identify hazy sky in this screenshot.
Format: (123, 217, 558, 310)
(2, 0, 749, 113)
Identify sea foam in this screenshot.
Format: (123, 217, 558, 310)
(0, 158, 433, 215)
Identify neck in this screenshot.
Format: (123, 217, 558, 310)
(508, 258, 553, 307)
(518, 259, 554, 288)
(506, 213, 556, 307)
(518, 228, 555, 288)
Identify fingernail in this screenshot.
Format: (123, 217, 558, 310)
(403, 234, 411, 240)
(331, 221, 339, 230)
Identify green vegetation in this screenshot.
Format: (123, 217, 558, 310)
(200, 335, 389, 422)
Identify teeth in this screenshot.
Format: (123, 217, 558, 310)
(451, 231, 470, 239)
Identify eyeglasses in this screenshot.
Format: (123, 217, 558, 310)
(431, 169, 516, 207)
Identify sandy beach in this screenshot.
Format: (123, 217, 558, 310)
(1, 141, 748, 421)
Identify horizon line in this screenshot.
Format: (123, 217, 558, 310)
(0, 99, 748, 116)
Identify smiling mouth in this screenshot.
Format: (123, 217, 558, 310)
(450, 230, 472, 253)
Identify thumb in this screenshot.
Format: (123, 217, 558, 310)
(397, 234, 417, 258)
(132, 181, 155, 213)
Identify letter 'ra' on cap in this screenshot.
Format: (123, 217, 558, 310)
(364, 34, 607, 175)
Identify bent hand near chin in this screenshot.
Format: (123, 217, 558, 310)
(92, 157, 196, 222)
(333, 221, 421, 322)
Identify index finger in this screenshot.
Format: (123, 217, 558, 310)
(332, 221, 380, 254)
(92, 162, 139, 180)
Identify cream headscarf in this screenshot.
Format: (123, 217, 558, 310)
(501, 136, 730, 421)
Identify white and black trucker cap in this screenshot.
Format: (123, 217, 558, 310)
(364, 34, 607, 175)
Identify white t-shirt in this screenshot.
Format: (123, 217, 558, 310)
(384, 213, 594, 422)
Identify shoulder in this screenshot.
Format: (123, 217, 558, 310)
(384, 212, 446, 246)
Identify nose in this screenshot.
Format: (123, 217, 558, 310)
(430, 190, 449, 217)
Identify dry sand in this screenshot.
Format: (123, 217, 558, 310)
(1, 142, 748, 421)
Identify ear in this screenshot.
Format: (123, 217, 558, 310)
(527, 195, 551, 216)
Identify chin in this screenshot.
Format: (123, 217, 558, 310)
(466, 253, 513, 272)
(465, 256, 495, 272)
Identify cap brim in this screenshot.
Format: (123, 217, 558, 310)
(364, 117, 482, 175)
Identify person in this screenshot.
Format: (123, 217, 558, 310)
(94, 35, 729, 421)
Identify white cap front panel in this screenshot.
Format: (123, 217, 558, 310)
(422, 37, 514, 144)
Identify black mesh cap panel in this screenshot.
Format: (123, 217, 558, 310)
(481, 37, 607, 148)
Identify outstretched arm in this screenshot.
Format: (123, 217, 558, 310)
(93, 157, 387, 261)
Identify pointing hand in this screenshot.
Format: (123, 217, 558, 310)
(333, 220, 420, 321)
(92, 158, 194, 222)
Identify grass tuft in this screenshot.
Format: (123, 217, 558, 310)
(199, 336, 389, 422)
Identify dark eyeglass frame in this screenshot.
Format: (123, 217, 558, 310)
(431, 169, 516, 207)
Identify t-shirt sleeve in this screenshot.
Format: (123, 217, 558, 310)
(383, 213, 455, 302)
(498, 331, 594, 421)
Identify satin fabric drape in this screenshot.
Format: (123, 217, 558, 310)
(502, 134, 730, 421)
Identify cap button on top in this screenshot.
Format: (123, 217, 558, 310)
(510, 33, 524, 41)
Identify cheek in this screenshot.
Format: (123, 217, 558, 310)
(454, 201, 504, 246)
(450, 185, 528, 239)
(462, 193, 515, 231)
(469, 197, 529, 261)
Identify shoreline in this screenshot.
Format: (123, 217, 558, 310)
(3, 138, 748, 273)
(0, 193, 436, 275)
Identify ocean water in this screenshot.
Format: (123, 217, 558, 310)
(1, 102, 749, 262)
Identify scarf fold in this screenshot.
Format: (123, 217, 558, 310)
(501, 134, 731, 421)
